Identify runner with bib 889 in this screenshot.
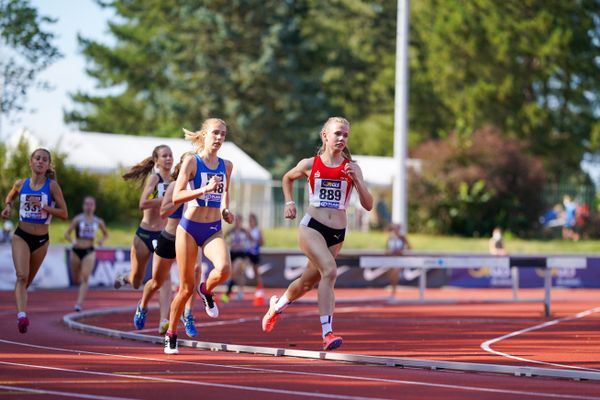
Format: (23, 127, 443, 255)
(262, 117, 373, 351)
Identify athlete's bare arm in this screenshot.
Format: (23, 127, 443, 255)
(221, 160, 234, 224)
(282, 158, 314, 220)
(159, 182, 180, 218)
(172, 154, 219, 205)
(345, 162, 373, 211)
(138, 174, 162, 210)
(45, 181, 68, 220)
(1, 179, 23, 219)
(64, 215, 80, 242)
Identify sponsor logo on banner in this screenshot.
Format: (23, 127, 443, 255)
(0, 244, 68, 289)
(363, 267, 389, 281)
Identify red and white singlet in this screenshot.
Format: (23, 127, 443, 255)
(308, 156, 353, 210)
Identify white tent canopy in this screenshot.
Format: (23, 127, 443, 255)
(8, 129, 274, 226)
(10, 129, 272, 183)
(353, 155, 421, 188)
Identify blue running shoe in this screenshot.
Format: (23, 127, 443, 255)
(133, 303, 147, 330)
(181, 312, 198, 337)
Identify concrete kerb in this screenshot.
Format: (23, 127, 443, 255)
(63, 307, 600, 382)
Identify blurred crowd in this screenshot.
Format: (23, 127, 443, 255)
(540, 195, 590, 241)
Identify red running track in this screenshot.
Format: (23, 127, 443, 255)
(1, 288, 600, 400)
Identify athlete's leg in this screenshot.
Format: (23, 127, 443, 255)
(168, 226, 198, 333)
(252, 261, 263, 287)
(27, 241, 49, 288)
(140, 254, 172, 309)
(233, 257, 246, 299)
(282, 261, 321, 303)
(129, 236, 152, 289)
(389, 268, 400, 298)
(76, 252, 96, 307)
(12, 235, 32, 314)
(202, 235, 231, 293)
(297, 225, 342, 317)
(158, 277, 172, 322)
(185, 263, 201, 311)
(69, 251, 82, 285)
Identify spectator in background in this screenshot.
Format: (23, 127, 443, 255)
(562, 195, 579, 241)
(488, 227, 508, 256)
(386, 223, 410, 303)
(0, 221, 14, 243)
(575, 201, 590, 239)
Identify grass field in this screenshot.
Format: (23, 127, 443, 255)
(46, 221, 599, 254)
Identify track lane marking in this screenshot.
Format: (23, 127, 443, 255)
(0, 340, 598, 399)
(481, 307, 600, 372)
(0, 384, 139, 400)
(0, 360, 391, 400)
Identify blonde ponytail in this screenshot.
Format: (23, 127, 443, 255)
(183, 118, 227, 153)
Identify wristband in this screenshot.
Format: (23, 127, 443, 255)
(285, 201, 295, 206)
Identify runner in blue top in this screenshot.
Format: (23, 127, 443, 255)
(114, 144, 173, 335)
(164, 118, 234, 354)
(1, 148, 68, 333)
(134, 153, 201, 338)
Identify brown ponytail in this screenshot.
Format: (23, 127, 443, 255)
(316, 117, 353, 161)
(171, 151, 195, 181)
(122, 144, 169, 183)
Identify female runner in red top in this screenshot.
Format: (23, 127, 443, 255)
(262, 117, 373, 350)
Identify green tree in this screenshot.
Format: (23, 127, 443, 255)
(0, 0, 61, 120)
(66, 0, 337, 169)
(409, 0, 600, 179)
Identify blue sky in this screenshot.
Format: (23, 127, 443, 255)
(3, 0, 113, 141)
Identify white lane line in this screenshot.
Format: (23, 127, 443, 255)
(1, 340, 597, 400)
(130, 305, 372, 334)
(0, 384, 139, 400)
(0, 360, 389, 400)
(481, 306, 600, 372)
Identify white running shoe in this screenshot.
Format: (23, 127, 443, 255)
(164, 334, 178, 355)
(158, 319, 169, 335)
(197, 282, 219, 318)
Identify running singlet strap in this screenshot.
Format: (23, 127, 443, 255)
(188, 155, 226, 209)
(308, 156, 353, 210)
(148, 174, 168, 200)
(19, 177, 54, 224)
(169, 204, 184, 220)
(76, 215, 99, 239)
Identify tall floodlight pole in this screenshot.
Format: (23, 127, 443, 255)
(392, 0, 409, 231)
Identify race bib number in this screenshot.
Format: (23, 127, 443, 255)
(201, 172, 225, 203)
(313, 179, 347, 209)
(79, 221, 97, 239)
(20, 194, 48, 220)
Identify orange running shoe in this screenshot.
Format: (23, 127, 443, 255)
(322, 332, 343, 351)
(261, 295, 281, 332)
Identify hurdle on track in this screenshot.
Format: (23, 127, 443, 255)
(359, 255, 588, 317)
